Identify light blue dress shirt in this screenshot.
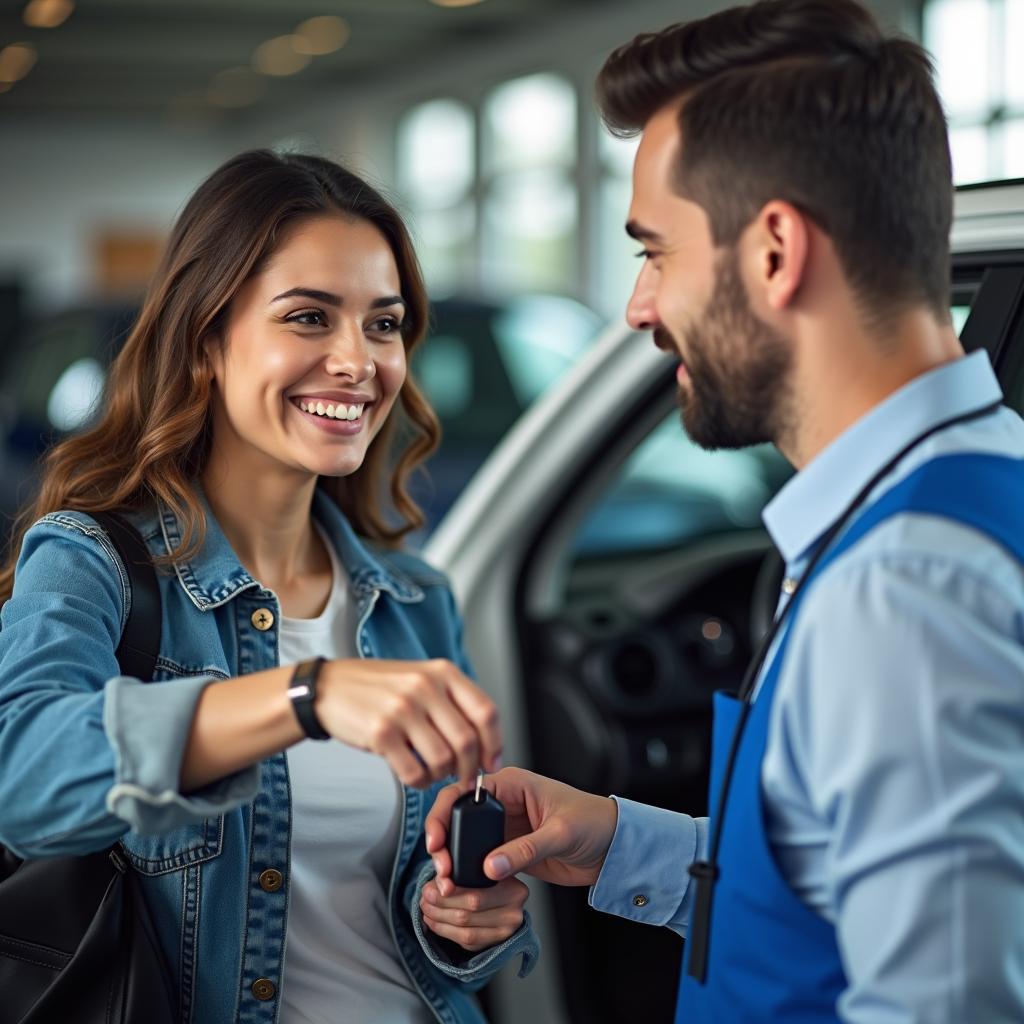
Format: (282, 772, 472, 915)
(590, 351, 1024, 1022)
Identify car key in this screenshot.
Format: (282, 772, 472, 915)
(449, 769, 505, 888)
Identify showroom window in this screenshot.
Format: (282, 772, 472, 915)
(395, 98, 476, 297)
(398, 72, 640, 319)
(923, 0, 1024, 183)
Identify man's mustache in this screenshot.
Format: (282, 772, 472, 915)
(653, 327, 677, 354)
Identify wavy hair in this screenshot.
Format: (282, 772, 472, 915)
(0, 150, 439, 600)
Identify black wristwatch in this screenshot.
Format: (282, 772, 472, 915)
(287, 657, 330, 741)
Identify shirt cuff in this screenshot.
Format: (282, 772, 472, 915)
(589, 796, 701, 933)
(103, 673, 261, 833)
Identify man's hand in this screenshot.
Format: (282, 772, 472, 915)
(424, 767, 618, 896)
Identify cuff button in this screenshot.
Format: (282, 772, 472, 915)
(632, 894, 649, 907)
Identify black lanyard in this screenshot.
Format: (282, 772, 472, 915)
(685, 398, 1004, 983)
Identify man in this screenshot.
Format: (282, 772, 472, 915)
(423, 1, 1024, 1020)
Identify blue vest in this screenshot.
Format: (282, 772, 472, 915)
(676, 453, 1024, 1022)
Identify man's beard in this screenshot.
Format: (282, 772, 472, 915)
(669, 247, 793, 451)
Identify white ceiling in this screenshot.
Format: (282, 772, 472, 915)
(0, 0, 617, 121)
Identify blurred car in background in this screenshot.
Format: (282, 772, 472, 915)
(0, 293, 605, 539)
(424, 180, 1024, 1024)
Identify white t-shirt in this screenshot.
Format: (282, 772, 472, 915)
(278, 532, 431, 1024)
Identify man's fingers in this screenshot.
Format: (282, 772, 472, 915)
(485, 819, 566, 880)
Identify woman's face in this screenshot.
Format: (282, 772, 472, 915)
(207, 213, 407, 481)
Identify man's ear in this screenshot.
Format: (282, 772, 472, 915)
(749, 200, 808, 312)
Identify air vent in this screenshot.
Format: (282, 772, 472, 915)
(609, 639, 659, 696)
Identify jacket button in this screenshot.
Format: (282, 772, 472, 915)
(251, 608, 275, 631)
(259, 868, 284, 893)
(251, 978, 276, 1001)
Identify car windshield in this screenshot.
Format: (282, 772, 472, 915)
(572, 417, 793, 557)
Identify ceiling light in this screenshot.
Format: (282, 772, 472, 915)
(0, 42, 37, 83)
(208, 66, 265, 108)
(293, 15, 350, 56)
(253, 35, 311, 77)
(23, 0, 74, 29)
(429, 0, 488, 6)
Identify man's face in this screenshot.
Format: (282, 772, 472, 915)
(625, 104, 792, 450)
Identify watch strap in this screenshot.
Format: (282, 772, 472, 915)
(288, 656, 330, 741)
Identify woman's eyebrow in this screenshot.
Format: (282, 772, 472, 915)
(270, 287, 342, 306)
(269, 288, 405, 309)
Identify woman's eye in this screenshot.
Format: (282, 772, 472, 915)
(635, 248, 656, 261)
(370, 316, 402, 334)
(285, 309, 327, 327)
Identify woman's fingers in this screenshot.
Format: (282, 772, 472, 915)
(419, 918, 521, 952)
(374, 733, 430, 788)
(317, 659, 503, 788)
(441, 665, 503, 772)
(423, 700, 480, 785)
(419, 877, 528, 951)
(422, 877, 528, 912)
(420, 898, 524, 928)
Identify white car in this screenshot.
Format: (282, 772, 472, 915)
(425, 179, 1024, 1024)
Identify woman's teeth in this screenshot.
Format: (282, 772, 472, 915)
(298, 400, 364, 421)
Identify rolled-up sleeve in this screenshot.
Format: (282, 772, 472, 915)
(589, 796, 708, 936)
(103, 673, 259, 834)
(0, 518, 258, 856)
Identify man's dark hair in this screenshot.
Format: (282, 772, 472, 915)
(597, 0, 953, 325)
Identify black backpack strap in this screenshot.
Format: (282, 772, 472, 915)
(90, 512, 162, 682)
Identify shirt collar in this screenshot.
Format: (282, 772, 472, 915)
(157, 485, 424, 611)
(762, 350, 1003, 564)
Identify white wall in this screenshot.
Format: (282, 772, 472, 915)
(0, 120, 237, 311)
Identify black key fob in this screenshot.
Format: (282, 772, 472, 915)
(449, 771, 505, 888)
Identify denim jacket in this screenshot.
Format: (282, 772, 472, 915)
(0, 488, 538, 1023)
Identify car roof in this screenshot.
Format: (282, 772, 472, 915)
(952, 179, 1024, 253)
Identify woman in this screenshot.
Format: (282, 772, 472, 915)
(0, 150, 537, 1023)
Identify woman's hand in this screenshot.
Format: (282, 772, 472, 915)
(316, 658, 502, 788)
(419, 876, 528, 952)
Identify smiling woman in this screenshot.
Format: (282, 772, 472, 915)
(205, 214, 411, 491)
(0, 150, 537, 1024)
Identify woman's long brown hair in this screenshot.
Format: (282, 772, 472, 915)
(0, 150, 440, 601)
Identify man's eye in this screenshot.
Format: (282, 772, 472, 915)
(635, 249, 657, 261)
(285, 309, 327, 327)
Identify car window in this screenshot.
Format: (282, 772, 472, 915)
(411, 294, 603, 532)
(571, 419, 792, 557)
(489, 294, 604, 404)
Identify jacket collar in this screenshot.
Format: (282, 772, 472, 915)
(155, 486, 424, 611)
